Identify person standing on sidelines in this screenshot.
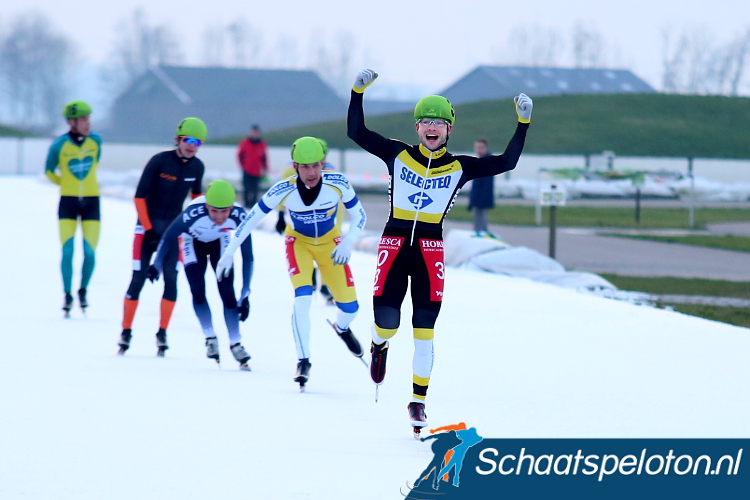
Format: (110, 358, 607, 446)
(468, 138, 498, 238)
(347, 69, 532, 432)
(146, 180, 254, 369)
(45, 100, 102, 317)
(216, 137, 367, 391)
(118, 117, 207, 357)
(237, 124, 268, 207)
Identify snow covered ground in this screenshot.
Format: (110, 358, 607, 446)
(2, 176, 749, 499)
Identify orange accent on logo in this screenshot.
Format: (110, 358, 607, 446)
(160, 173, 178, 181)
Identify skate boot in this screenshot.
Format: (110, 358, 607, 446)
(230, 343, 251, 371)
(408, 402, 428, 438)
(205, 336, 220, 363)
(77, 288, 88, 313)
(333, 323, 364, 357)
(117, 329, 132, 355)
(320, 284, 334, 306)
(370, 341, 389, 385)
(155, 328, 168, 357)
(62, 293, 74, 318)
(294, 358, 312, 392)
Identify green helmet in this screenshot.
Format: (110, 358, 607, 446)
(205, 180, 236, 208)
(63, 100, 92, 119)
(317, 138, 329, 157)
(414, 95, 455, 125)
(176, 117, 208, 141)
(291, 136, 325, 164)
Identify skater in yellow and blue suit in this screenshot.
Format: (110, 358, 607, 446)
(217, 137, 367, 390)
(45, 100, 102, 316)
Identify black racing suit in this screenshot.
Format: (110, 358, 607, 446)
(125, 150, 205, 302)
(347, 89, 529, 333)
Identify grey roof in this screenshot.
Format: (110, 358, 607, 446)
(439, 65, 656, 104)
(106, 65, 347, 143)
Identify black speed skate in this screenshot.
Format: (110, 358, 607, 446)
(77, 288, 88, 314)
(408, 402, 428, 439)
(294, 358, 311, 392)
(320, 285, 334, 306)
(155, 328, 168, 357)
(370, 341, 389, 384)
(117, 329, 132, 355)
(62, 293, 74, 318)
(327, 320, 364, 358)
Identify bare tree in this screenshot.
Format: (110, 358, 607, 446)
(271, 36, 300, 68)
(661, 25, 750, 95)
(571, 21, 603, 68)
(660, 26, 688, 93)
(305, 30, 357, 94)
(202, 24, 226, 66)
(227, 19, 263, 68)
(506, 25, 563, 67)
(0, 12, 74, 129)
(100, 8, 183, 99)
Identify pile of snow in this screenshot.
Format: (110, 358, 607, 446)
(494, 175, 750, 201)
(356, 229, 615, 292)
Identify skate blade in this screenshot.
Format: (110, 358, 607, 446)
(117, 347, 128, 356)
(156, 349, 166, 358)
(239, 363, 251, 371)
(413, 427, 424, 440)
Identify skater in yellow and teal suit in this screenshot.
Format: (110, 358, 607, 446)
(45, 100, 102, 316)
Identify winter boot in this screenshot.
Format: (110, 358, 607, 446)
(334, 323, 364, 357)
(230, 343, 251, 370)
(370, 341, 389, 384)
(155, 328, 168, 357)
(205, 336, 220, 362)
(118, 329, 132, 355)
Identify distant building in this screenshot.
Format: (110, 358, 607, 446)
(105, 65, 348, 143)
(439, 65, 656, 104)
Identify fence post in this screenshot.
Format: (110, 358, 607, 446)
(687, 156, 695, 229)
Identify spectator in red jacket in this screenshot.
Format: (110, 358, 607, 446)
(237, 124, 268, 207)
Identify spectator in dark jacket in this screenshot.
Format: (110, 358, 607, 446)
(468, 138, 497, 237)
(237, 124, 268, 207)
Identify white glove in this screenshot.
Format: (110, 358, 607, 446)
(331, 237, 354, 266)
(514, 93, 533, 123)
(353, 69, 378, 92)
(215, 252, 234, 281)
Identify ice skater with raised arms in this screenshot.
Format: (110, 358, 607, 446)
(146, 180, 254, 370)
(216, 137, 367, 391)
(347, 68, 532, 435)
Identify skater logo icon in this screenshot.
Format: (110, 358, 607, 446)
(403, 429, 750, 500)
(404, 422, 483, 498)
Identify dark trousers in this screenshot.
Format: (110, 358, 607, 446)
(242, 173, 261, 207)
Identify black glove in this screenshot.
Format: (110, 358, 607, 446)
(238, 297, 250, 321)
(147, 265, 160, 283)
(275, 211, 287, 235)
(144, 228, 159, 241)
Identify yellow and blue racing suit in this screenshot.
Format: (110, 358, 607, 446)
(45, 131, 102, 295)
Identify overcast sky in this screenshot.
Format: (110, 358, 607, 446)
(5, 0, 750, 98)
